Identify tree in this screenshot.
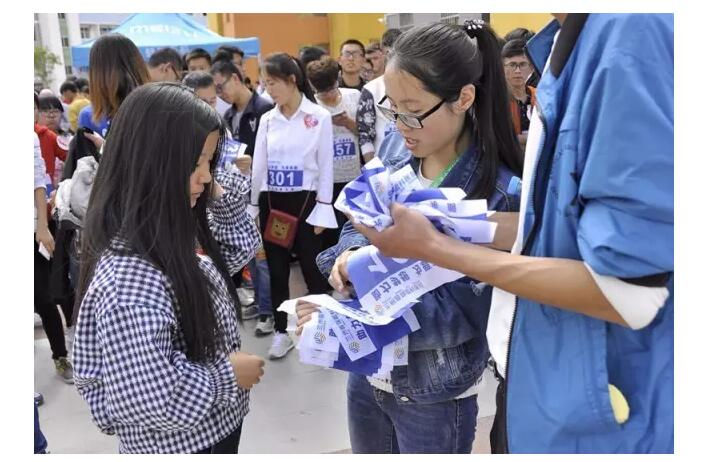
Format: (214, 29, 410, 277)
(34, 45, 62, 87)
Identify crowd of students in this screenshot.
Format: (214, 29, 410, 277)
(33, 13, 673, 454)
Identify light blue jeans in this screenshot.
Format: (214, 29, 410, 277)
(249, 257, 272, 317)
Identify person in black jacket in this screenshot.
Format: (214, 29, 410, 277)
(211, 59, 274, 157)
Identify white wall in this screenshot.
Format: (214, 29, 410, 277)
(36, 13, 65, 94)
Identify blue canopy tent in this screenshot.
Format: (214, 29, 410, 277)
(71, 13, 260, 70)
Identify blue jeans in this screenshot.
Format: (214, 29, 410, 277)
(35, 402, 47, 454)
(248, 257, 272, 317)
(346, 373, 478, 454)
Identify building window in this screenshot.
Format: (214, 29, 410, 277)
(80, 26, 90, 39)
(61, 37, 70, 47)
(58, 13, 65, 19)
(65, 65, 73, 75)
(99, 25, 114, 35)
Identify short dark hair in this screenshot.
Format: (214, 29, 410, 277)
(340, 39, 365, 54)
(186, 48, 212, 66)
(381, 28, 403, 49)
(306, 56, 340, 92)
(34, 92, 39, 108)
(504, 27, 535, 43)
(216, 45, 244, 59)
(299, 46, 328, 69)
(75, 77, 89, 90)
(502, 39, 527, 60)
(65, 74, 78, 82)
(60, 81, 78, 94)
(148, 47, 184, 70)
(210, 59, 243, 82)
(37, 94, 64, 112)
(365, 41, 382, 54)
(182, 71, 215, 90)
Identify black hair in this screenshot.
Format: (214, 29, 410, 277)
(34, 92, 39, 108)
(75, 77, 89, 92)
(388, 21, 523, 199)
(60, 81, 78, 94)
(76, 82, 240, 362)
(340, 39, 365, 54)
(263, 53, 315, 102)
(306, 56, 340, 92)
(186, 48, 212, 66)
(65, 74, 78, 82)
(299, 46, 327, 70)
(212, 50, 234, 65)
(37, 94, 64, 112)
(182, 71, 215, 90)
(216, 45, 244, 59)
(148, 47, 184, 70)
(502, 39, 527, 60)
(365, 41, 382, 54)
(210, 59, 244, 82)
(504, 27, 535, 43)
(381, 28, 403, 49)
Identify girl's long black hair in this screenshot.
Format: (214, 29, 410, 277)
(75, 82, 240, 362)
(263, 52, 316, 103)
(388, 21, 523, 199)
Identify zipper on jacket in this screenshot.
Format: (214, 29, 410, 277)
(502, 99, 549, 453)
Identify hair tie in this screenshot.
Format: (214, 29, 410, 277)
(464, 19, 485, 39)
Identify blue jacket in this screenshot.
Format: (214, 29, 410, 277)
(317, 131, 521, 403)
(505, 14, 673, 453)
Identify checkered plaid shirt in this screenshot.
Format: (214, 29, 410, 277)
(73, 170, 261, 453)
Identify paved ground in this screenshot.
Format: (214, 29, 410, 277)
(34, 264, 497, 453)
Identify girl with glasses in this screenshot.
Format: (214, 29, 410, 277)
(297, 21, 523, 453)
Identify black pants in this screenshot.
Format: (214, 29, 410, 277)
(196, 424, 242, 454)
(489, 375, 508, 454)
(321, 182, 349, 253)
(34, 237, 67, 360)
(259, 191, 329, 333)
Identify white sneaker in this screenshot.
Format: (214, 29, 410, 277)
(268, 333, 294, 359)
(237, 288, 255, 307)
(255, 317, 274, 336)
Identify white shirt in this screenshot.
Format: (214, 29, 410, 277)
(249, 96, 337, 228)
(316, 88, 362, 183)
(487, 30, 668, 378)
(362, 76, 397, 155)
(215, 96, 230, 117)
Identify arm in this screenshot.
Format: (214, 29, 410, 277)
(305, 113, 337, 229)
(83, 303, 238, 432)
(356, 88, 376, 161)
(208, 170, 261, 276)
(34, 134, 54, 254)
(248, 114, 268, 216)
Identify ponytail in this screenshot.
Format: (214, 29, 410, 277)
(463, 19, 523, 197)
(291, 56, 316, 103)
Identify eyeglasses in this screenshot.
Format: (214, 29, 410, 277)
(376, 95, 446, 129)
(39, 109, 61, 117)
(341, 51, 363, 59)
(215, 75, 233, 94)
(504, 61, 530, 71)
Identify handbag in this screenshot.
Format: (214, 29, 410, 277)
(260, 116, 313, 249)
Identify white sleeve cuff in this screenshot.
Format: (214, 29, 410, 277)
(361, 142, 375, 156)
(306, 203, 338, 228)
(584, 262, 669, 330)
(247, 204, 259, 219)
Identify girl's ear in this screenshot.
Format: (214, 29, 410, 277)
(453, 83, 476, 114)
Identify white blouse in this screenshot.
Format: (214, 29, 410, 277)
(249, 96, 337, 228)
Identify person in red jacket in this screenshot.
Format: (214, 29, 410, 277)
(34, 93, 67, 186)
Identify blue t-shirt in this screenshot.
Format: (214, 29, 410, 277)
(78, 105, 110, 137)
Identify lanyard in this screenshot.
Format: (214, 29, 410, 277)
(430, 156, 460, 188)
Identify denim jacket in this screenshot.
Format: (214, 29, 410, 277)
(316, 131, 521, 404)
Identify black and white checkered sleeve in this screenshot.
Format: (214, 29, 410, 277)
(94, 302, 240, 432)
(209, 169, 261, 276)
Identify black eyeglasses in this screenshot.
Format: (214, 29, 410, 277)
(376, 95, 446, 129)
(215, 75, 233, 94)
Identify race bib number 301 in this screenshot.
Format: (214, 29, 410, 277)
(268, 167, 304, 192)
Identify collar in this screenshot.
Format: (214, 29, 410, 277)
(273, 95, 317, 121)
(526, 14, 589, 79)
(408, 142, 481, 193)
(241, 91, 259, 117)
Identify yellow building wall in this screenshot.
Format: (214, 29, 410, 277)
(328, 13, 386, 59)
(490, 13, 553, 38)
